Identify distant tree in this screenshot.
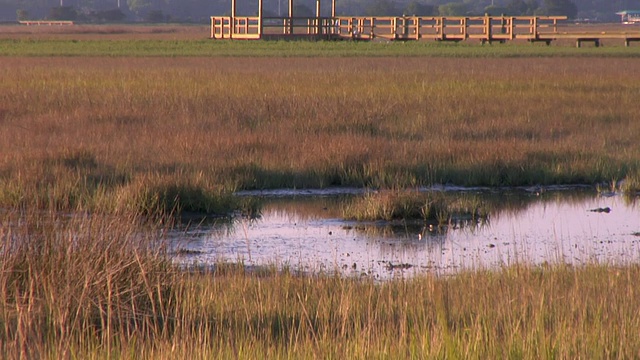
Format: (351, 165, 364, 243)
(93, 8, 126, 22)
(127, 0, 153, 18)
(16, 8, 29, 20)
(438, 2, 469, 16)
(505, 0, 534, 15)
(538, 0, 577, 18)
(484, 5, 509, 15)
(293, 3, 313, 16)
(145, 9, 166, 22)
(48, 6, 77, 20)
(364, 0, 401, 16)
(524, 0, 539, 14)
(403, 1, 436, 16)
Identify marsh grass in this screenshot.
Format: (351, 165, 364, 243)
(0, 210, 174, 359)
(342, 189, 487, 224)
(2, 56, 639, 216)
(2, 27, 639, 359)
(2, 210, 640, 359)
(3, 38, 640, 57)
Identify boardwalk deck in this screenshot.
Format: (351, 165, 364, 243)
(211, 15, 640, 46)
(19, 20, 74, 26)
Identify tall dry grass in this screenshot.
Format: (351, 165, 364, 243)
(1, 56, 639, 214)
(2, 50, 639, 358)
(2, 208, 640, 359)
(0, 210, 174, 358)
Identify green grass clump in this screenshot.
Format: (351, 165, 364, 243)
(342, 189, 487, 224)
(621, 171, 640, 194)
(0, 162, 252, 220)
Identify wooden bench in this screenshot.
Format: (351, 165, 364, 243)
(575, 37, 600, 47)
(625, 37, 640, 46)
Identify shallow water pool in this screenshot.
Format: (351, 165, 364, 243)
(169, 188, 640, 279)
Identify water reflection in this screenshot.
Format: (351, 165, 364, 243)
(169, 189, 640, 280)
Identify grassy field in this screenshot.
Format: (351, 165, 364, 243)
(0, 24, 640, 58)
(1, 25, 640, 358)
(1, 55, 639, 215)
(4, 38, 640, 57)
(3, 23, 640, 57)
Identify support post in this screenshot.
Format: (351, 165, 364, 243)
(510, 17, 514, 39)
(331, 0, 335, 18)
(316, 0, 321, 34)
(288, 0, 293, 34)
(485, 14, 492, 42)
(231, 0, 236, 38)
(258, 0, 263, 38)
(392, 17, 397, 39)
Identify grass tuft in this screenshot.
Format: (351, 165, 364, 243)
(342, 189, 488, 224)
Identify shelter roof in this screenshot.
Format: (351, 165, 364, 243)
(616, 10, 640, 15)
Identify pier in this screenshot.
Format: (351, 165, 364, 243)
(210, 0, 640, 46)
(211, 14, 568, 43)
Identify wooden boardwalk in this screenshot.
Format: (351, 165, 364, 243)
(19, 20, 74, 26)
(210, 15, 640, 47)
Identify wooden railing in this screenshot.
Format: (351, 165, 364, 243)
(19, 20, 74, 26)
(211, 15, 567, 41)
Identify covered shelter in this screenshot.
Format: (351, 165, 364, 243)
(616, 10, 640, 24)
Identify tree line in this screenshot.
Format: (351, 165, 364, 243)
(1, 0, 638, 23)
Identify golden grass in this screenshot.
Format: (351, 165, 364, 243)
(1, 35, 638, 358)
(2, 210, 640, 358)
(1, 56, 638, 216)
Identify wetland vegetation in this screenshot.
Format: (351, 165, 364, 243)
(2, 56, 640, 217)
(1, 28, 640, 358)
(2, 210, 640, 358)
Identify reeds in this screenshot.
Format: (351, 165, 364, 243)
(2, 34, 639, 358)
(342, 189, 487, 224)
(3, 209, 640, 359)
(1, 57, 638, 215)
(0, 210, 174, 358)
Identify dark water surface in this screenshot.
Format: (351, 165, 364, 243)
(169, 188, 640, 280)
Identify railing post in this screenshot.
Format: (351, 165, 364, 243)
(462, 17, 467, 39)
(258, 0, 263, 38)
(230, 0, 236, 38)
(485, 15, 492, 42)
(510, 17, 514, 39)
(288, 0, 293, 34)
(315, 0, 321, 35)
(392, 17, 397, 39)
(402, 16, 409, 39)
